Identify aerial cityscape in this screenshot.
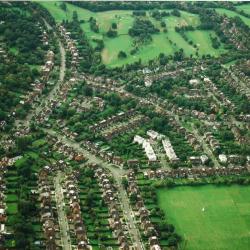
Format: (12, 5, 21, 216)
(0, 1, 249, 250)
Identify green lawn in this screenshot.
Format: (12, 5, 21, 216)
(32, 139, 47, 148)
(186, 30, 226, 56)
(6, 194, 18, 203)
(157, 185, 250, 250)
(215, 8, 250, 27)
(7, 203, 18, 214)
(236, 4, 250, 15)
(40, 2, 228, 67)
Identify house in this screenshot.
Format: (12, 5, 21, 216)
(78, 241, 90, 250)
(75, 226, 87, 241)
(147, 130, 163, 140)
(120, 242, 130, 250)
(228, 155, 240, 164)
(0, 209, 6, 223)
(162, 139, 179, 163)
(200, 155, 209, 165)
(189, 156, 201, 165)
(149, 236, 159, 246)
(189, 79, 199, 86)
(219, 154, 228, 164)
(43, 219, 56, 250)
(127, 159, 139, 167)
(112, 156, 124, 166)
(139, 207, 149, 218)
(145, 76, 153, 87)
(150, 245, 161, 250)
(134, 135, 157, 161)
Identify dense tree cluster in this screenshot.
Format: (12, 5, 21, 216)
(106, 28, 117, 38)
(151, 10, 170, 20)
(71, 1, 181, 12)
(89, 17, 99, 33)
(210, 35, 221, 49)
(129, 18, 159, 43)
(0, 6, 45, 65)
(0, 6, 47, 127)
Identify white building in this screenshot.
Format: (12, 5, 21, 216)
(162, 139, 179, 162)
(219, 154, 228, 164)
(134, 135, 157, 161)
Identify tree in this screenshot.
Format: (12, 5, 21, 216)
(60, 2, 67, 11)
(17, 158, 32, 179)
(16, 136, 32, 151)
(19, 200, 37, 217)
(118, 50, 127, 59)
(86, 191, 96, 207)
(89, 17, 99, 33)
(11, 216, 34, 250)
(130, 192, 137, 202)
(161, 21, 166, 28)
(168, 234, 179, 246)
(0, 110, 6, 120)
(152, 117, 165, 132)
(171, 9, 181, 17)
(73, 11, 78, 22)
(122, 177, 128, 189)
(106, 29, 117, 38)
(105, 93, 121, 106)
(83, 85, 93, 96)
(111, 22, 117, 29)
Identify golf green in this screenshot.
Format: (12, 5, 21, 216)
(157, 185, 250, 250)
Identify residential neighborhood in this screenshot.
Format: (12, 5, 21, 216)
(0, 1, 250, 250)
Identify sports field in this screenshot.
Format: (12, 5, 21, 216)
(40, 2, 227, 67)
(157, 185, 250, 250)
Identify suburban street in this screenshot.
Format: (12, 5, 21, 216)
(191, 124, 221, 168)
(14, 28, 66, 129)
(44, 128, 145, 250)
(1, 3, 250, 250)
(54, 172, 72, 250)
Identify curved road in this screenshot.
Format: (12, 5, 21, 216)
(15, 21, 66, 128)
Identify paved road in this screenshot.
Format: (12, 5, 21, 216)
(43, 19, 66, 82)
(54, 172, 72, 250)
(58, 39, 66, 82)
(44, 129, 145, 250)
(191, 124, 221, 168)
(84, 77, 225, 168)
(114, 172, 145, 250)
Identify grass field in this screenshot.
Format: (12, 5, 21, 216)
(157, 185, 250, 250)
(40, 2, 228, 67)
(236, 3, 250, 15)
(186, 30, 226, 56)
(215, 8, 250, 27)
